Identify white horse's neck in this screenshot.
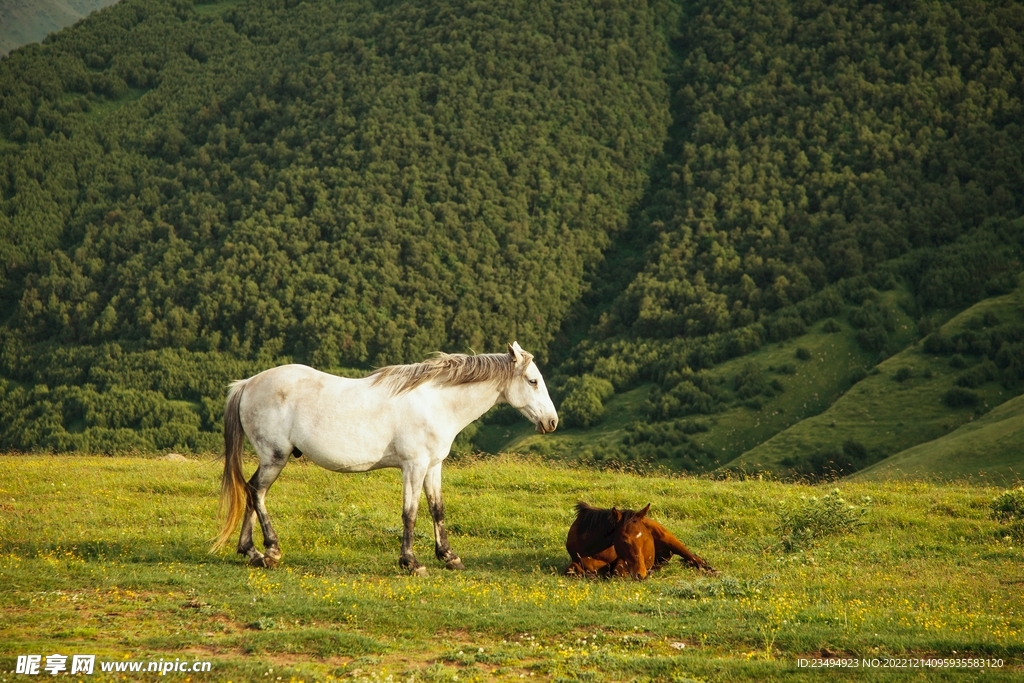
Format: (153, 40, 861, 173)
(431, 379, 506, 435)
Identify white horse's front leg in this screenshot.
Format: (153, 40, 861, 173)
(399, 463, 429, 576)
(424, 462, 464, 570)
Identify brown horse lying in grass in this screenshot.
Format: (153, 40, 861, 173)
(565, 502, 716, 579)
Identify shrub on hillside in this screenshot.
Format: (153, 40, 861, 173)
(451, 422, 478, 457)
(481, 403, 521, 426)
(847, 367, 868, 386)
(991, 487, 1024, 523)
(849, 301, 897, 332)
(982, 312, 1002, 327)
(781, 440, 876, 480)
(992, 487, 1024, 542)
(955, 361, 996, 388)
(645, 372, 721, 420)
(855, 327, 889, 353)
(943, 387, 980, 408)
(733, 363, 767, 399)
(766, 314, 806, 342)
(776, 489, 870, 551)
(923, 333, 953, 355)
(822, 319, 841, 333)
(560, 375, 614, 428)
(731, 363, 785, 403)
(622, 420, 717, 471)
(995, 342, 1024, 386)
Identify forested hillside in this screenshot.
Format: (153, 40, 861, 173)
(544, 0, 1024, 477)
(0, 0, 674, 452)
(1, 0, 1023, 474)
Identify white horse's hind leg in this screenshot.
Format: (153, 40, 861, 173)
(424, 463, 464, 570)
(239, 456, 287, 568)
(237, 501, 261, 564)
(399, 463, 429, 576)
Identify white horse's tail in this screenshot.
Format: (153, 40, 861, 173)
(211, 379, 249, 552)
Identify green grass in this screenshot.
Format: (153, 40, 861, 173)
(476, 285, 1024, 484)
(1, 454, 1022, 681)
(478, 317, 882, 466)
(0, 0, 119, 56)
(682, 316, 885, 465)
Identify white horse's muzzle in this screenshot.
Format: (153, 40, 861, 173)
(535, 417, 558, 434)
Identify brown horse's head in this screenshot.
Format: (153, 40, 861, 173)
(611, 503, 653, 579)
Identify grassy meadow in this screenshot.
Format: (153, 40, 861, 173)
(1, 454, 1023, 682)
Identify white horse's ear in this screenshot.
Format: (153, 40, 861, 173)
(507, 341, 523, 362)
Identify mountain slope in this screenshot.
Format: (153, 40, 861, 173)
(852, 392, 1024, 484)
(727, 279, 1024, 477)
(0, 0, 119, 56)
(1, 0, 1023, 462)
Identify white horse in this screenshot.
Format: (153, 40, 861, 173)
(212, 342, 558, 575)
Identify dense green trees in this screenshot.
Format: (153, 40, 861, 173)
(0, 0, 675, 451)
(559, 374, 614, 428)
(594, 0, 1023, 342)
(1, 0, 1022, 457)
(3, 0, 674, 367)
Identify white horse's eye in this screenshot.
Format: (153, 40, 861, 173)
(528, 378, 538, 387)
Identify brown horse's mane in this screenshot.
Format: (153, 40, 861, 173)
(573, 502, 638, 536)
(369, 351, 528, 396)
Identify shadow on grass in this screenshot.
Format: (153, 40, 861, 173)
(0, 539, 214, 565)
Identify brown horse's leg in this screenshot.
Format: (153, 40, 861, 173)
(424, 463, 463, 570)
(566, 556, 609, 577)
(645, 519, 716, 573)
(565, 548, 617, 577)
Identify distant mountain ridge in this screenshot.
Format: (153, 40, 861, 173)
(0, 0, 119, 56)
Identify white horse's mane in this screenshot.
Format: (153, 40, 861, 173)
(368, 351, 531, 395)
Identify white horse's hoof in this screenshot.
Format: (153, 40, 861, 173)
(264, 547, 282, 567)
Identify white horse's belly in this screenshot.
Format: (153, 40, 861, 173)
(302, 442, 404, 473)
(292, 405, 400, 472)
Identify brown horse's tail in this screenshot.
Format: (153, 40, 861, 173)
(211, 380, 249, 553)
